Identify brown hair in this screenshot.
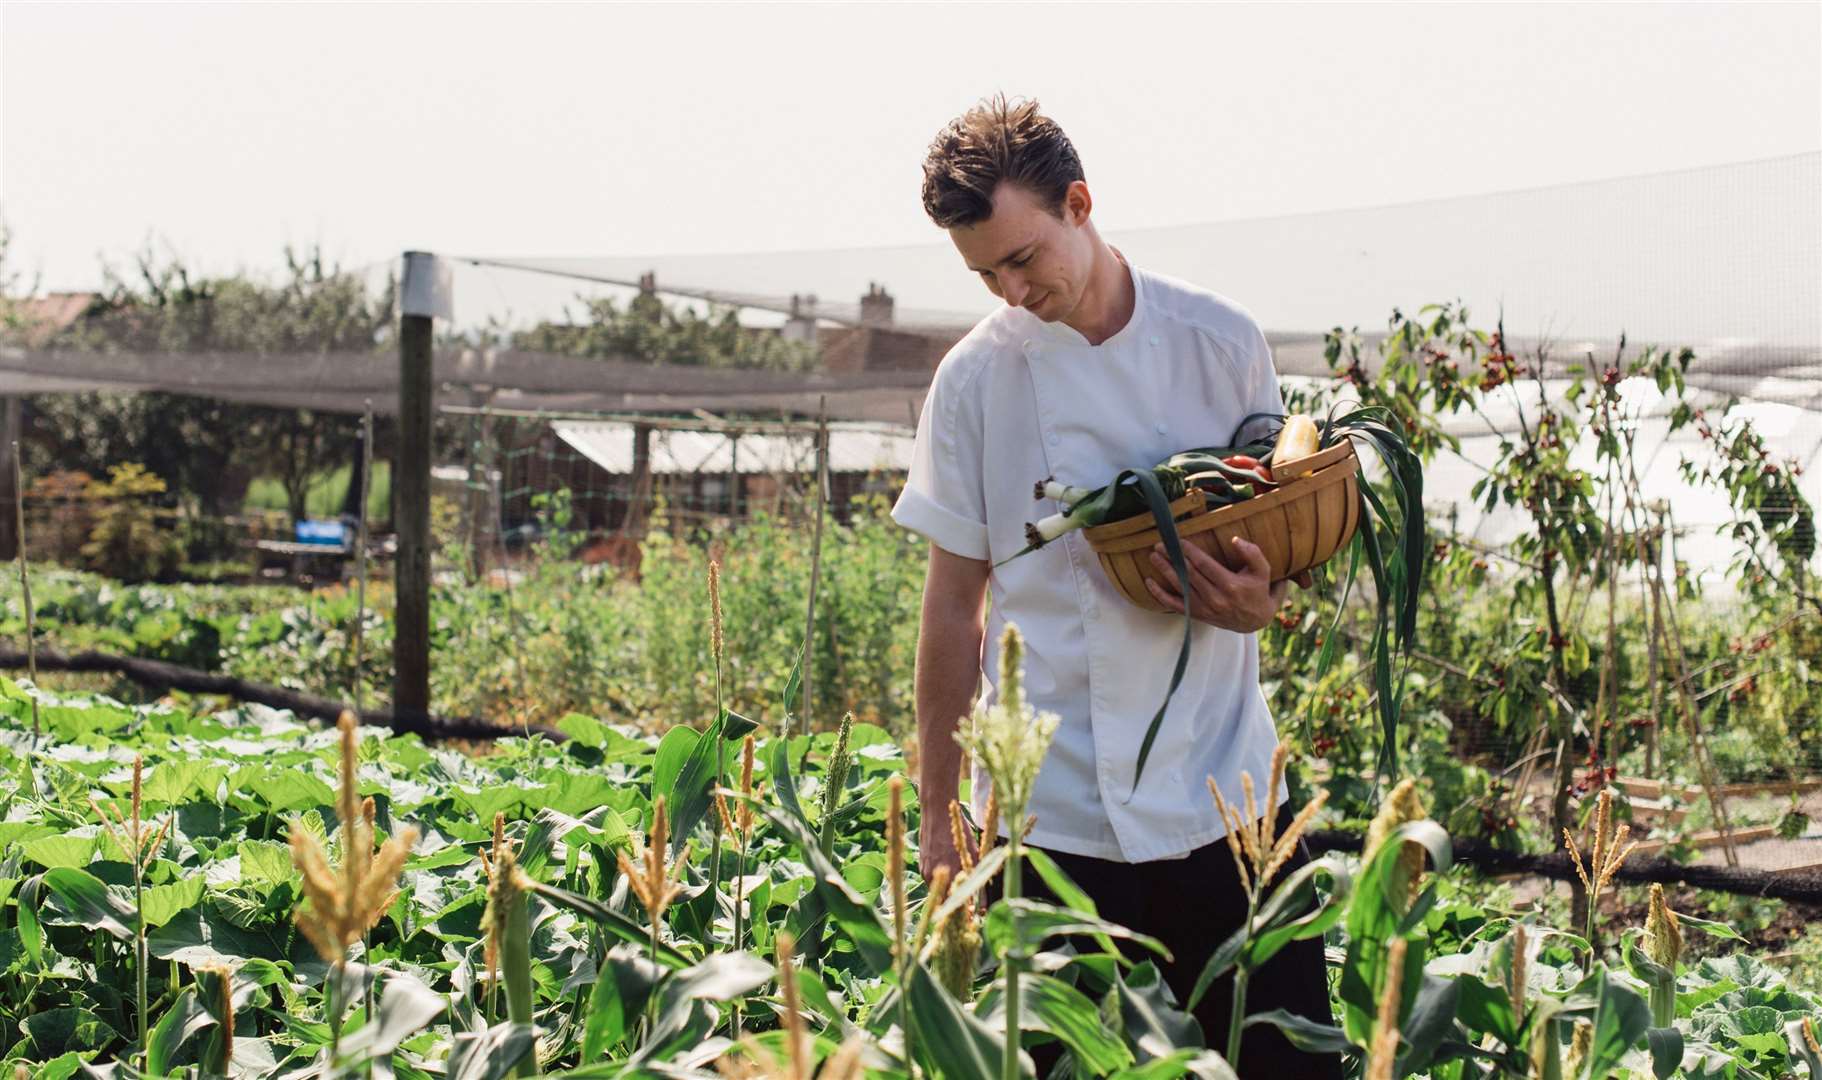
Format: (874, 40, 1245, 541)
(921, 93, 1085, 229)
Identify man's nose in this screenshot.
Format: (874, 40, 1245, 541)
(998, 274, 1029, 307)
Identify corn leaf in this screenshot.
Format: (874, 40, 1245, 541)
(981, 971, 1135, 1075)
(37, 866, 137, 940)
(447, 1020, 538, 1080)
(982, 897, 1172, 962)
(1188, 854, 1352, 1009)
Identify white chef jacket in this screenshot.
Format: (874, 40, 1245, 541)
(891, 254, 1288, 863)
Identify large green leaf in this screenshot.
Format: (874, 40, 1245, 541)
(21, 831, 101, 870)
(141, 759, 228, 804)
(23, 1007, 120, 1058)
(39, 866, 137, 940)
(337, 970, 450, 1064)
(766, 733, 811, 829)
(140, 875, 207, 928)
(1579, 967, 1651, 1080)
(148, 905, 291, 965)
(1454, 974, 1521, 1048)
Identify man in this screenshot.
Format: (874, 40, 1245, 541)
(892, 94, 1341, 1077)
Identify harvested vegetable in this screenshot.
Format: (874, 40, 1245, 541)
(1000, 405, 1427, 794)
(1272, 415, 1322, 477)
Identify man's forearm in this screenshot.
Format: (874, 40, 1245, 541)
(915, 612, 984, 816)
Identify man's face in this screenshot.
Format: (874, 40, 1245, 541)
(948, 181, 1093, 323)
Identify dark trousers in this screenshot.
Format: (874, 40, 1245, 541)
(985, 807, 1344, 1079)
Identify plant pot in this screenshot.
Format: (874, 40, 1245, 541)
(1083, 441, 1361, 613)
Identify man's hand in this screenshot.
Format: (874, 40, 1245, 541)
(1144, 536, 1312, 632)
(919, 807, 964, 882)
(913, 543, 989, 885)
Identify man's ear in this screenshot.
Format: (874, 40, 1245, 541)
(1064, 180, 1092, 226)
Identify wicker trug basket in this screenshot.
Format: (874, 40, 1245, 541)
(1082, 441, 1361, 613)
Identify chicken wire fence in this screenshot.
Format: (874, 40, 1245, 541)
(2, 153, 1819, 888)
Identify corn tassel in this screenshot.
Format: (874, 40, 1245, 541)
(818, 712, 854, 854)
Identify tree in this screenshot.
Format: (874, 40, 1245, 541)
(513, 292, 819, 371)
(34, 244, 396, 528)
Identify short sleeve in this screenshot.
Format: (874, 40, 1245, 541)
(1232, 319, 1286, 444)
(891, 358, 990, 560)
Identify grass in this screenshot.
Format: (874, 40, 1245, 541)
(242, 461, 392, 522)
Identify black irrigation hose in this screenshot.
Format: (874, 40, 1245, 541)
(0, 646, 567, 743)
(1307, 830, 1822, 903)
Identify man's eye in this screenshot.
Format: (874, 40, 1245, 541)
(1012, 255, 1032, 267)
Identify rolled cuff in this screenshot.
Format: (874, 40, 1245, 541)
(891, 486, 991, 561)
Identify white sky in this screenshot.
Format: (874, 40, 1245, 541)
(3, 1, 1818, 300)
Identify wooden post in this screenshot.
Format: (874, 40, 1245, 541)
(624, 422, 652, 536)
(727, 432, 740, 518)
(800, 398, 829, 736)
(395, 252, 446, 724)
(0, 398, 18, 561)
(12, 441, 39, 736)
(352, 403, 373, 715)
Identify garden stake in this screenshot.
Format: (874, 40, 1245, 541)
(1645, 501, 1738, 866)
(800, 397, 828, 737)
(708, 559, 726, 942)
(11, 443, 36, 738)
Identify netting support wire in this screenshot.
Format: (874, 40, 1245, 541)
(1304, 831, 1822, 903)
(10, 438, 39, 738)
(435, 403, 912, 439)
(352, 402, 373, 715)
(801, 397, 828, 737)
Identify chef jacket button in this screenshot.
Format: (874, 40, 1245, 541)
(1148, 335, 1160, 346)
(1155, 422, 1168, 435)
(1047, 432, 1060, 446)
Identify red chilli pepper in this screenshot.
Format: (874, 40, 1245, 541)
(1225, 455, 1273, 482)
